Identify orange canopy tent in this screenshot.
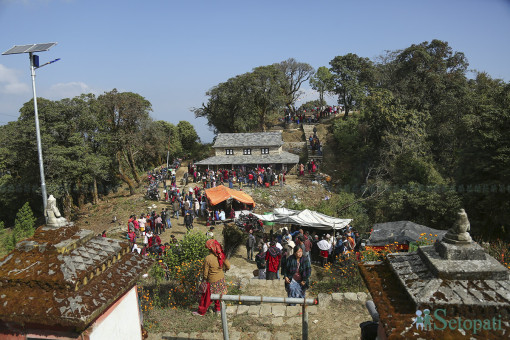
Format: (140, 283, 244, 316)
(205, 185, 256, 207)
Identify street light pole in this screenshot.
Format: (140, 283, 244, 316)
(29, 52, 48, 211)
(2, 43, 58, 212)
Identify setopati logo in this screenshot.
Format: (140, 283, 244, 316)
(412, 309, 503, 334)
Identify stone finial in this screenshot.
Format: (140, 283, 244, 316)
(45, 194, 69, 228)
(442, 208, 472, 244)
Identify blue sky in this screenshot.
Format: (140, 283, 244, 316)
(1, 0, 509, 142)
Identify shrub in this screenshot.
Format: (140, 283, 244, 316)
(176, 231, 210, 263)
(149, 231, 209, 308)
(482, 239, 510, 269)
(309, 253, 367, 293)
(167, 259, 203, 308)
(222, 224, 245, 259)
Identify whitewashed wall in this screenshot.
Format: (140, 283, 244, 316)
(89, 286, 142, 340)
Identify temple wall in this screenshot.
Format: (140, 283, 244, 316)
(89, 285, 142, 340)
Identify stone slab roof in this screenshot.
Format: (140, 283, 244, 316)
(386, 248, 510, 309)
(359, 261, 510, 338)
(213, 132, 284, 148)
(195, 150, 299, 166)
(0, 224, 153, 332)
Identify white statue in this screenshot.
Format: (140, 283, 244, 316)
(45, 195, 68, 227)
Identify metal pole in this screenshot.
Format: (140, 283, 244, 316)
(220, 300, 229, 340)
(29, 52, 47, 211)
(166, 150, 170, 169)
(302, 303, 308, 340)
(210, 294, 316, 305)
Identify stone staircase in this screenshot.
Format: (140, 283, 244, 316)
(302, 124, 323, 181)
(147, 275, 372, 340)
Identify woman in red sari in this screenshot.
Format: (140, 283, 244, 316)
(193, 239, 231, 316)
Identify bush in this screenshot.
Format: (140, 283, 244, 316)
(309, 254, 367, 294)
(145, 231, 210, 309)
(222, 224, 246, 259)
(482, 239, 510, 269)
(167, 259, 203, 308)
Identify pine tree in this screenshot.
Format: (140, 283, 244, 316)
(13, 202, 36, 241)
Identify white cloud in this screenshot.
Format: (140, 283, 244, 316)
(0, 64, 30, 95)
(44, 81, 100, 99)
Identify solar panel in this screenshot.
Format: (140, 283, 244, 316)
(2, 42, 57, 55)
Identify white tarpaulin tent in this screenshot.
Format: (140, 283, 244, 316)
(253, 208, 352, 231)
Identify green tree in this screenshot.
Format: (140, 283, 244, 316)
(177, 121, 200, 153)
(97, 89, 153, 194)
(193, 73, 261, 133)
(310, 66, 334, 104)
(456, 73, 510, 238)
(378, 40, 470, 174)
(329, 53, 375, 118)
(374, 184, 461, 230)
(147, 121, 183, 165)
(12, 202, 37, 245)
(276, 58, 315, 113)
(194, 64, 286, 132)
(249, 65, 287, 131)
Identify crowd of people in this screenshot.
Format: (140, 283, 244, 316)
(125, 161, 363, 313)
(193, 166, 287, 190)
(284, 105, 342, 125)
(298, 160, 319, 176)
(245, 225, 363, 301)
(308, 125, 322, 155)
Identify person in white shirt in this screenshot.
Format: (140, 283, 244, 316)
(275, 241, 283, 250)
(138, 215, 146, 232)
(144, 230, 153, 246)
(219, 210, 226, 221)
(262, 238, 269, 253)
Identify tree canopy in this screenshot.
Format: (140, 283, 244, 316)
(0, 90, 200, 226)
(329, 53, 375, 117)
(193, 59, 313, 133)
(329, 40, 510, 239)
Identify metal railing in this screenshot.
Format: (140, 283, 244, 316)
(211, 294, 318, 340)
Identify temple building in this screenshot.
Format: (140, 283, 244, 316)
(0, 215, 152, 339)
(195, 131, 299, 171)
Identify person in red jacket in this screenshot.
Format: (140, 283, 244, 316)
(265, 241, 281, 280)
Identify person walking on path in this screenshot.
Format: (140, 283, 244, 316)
(284, 246, 311, 302)
(172, 199, 180, 219)
(246, 230, 256, 261)
(154, 214, 163, 235)
(184, 211, 194, 231)
(193, 239, 230, 316)
(255, 246, 267, 279)
(265, 241, 281, 280)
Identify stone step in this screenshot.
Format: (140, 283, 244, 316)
(227, 304, 319, 317)
(147, 291, 370, 340)
(149, 330, 294, 340)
